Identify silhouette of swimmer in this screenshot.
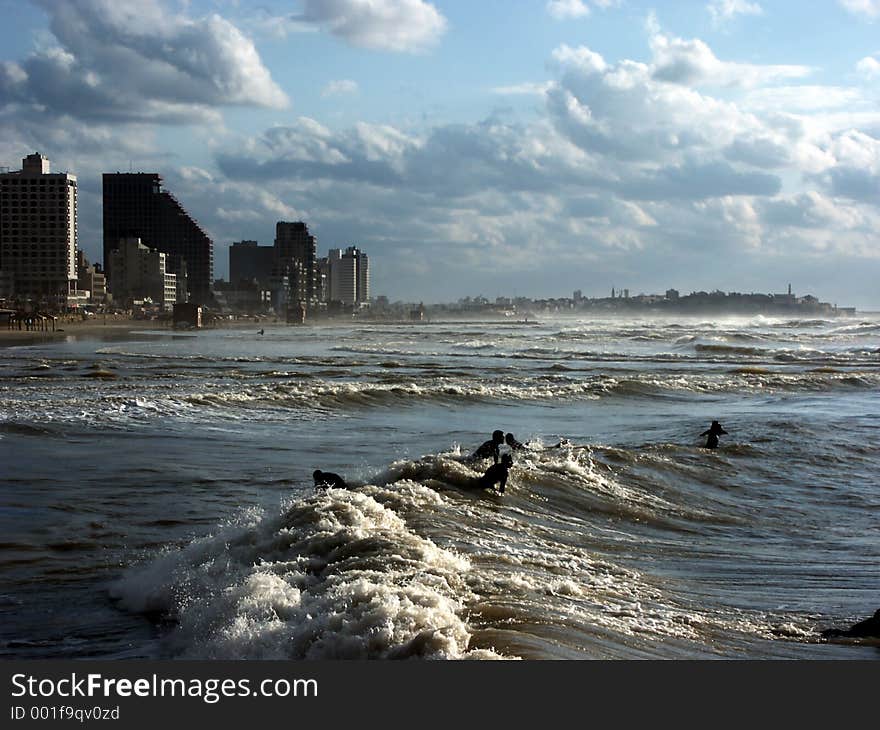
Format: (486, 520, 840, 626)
(700, 421, 728, 449)
(470, 430, 504, 463)
(477, 453, 513, 493)
(505, 433, 527, 450)
(313, 469, 349, 491)
(821, 609, 880, 639)
(507, 434, 575, 451)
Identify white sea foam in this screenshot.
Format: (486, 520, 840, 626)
(111, 487, 503, 659)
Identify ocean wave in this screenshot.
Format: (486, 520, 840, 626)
(111, 486, 500, 659)
(109, 448, 818, 659)
(4, 368, 880, 429)
(694, 343, 767, 356)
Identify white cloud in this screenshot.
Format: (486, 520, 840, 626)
(743, 85, 864, 112)
(649, 30, 810, 88)
(5, 0, 288, 124)
(839, 0, 880, 19)
(547, 0, 591, 20)
(856, 56, 880, 78)
(296, 0, 447, 53)
(707, 0, 763, 28)
(552, 44, 608, 74)
(0, 61, 28, 86)
(322, 79, 359, 97)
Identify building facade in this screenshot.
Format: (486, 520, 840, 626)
(108, 237, 177, 309)
(0, 153, 78, 307)
(325, 246, 369, 306)
(76, 250, 108, 305)
(229, 240, 274, 287)
(274, 221, 317, 308)
(102, 173, 212, 304)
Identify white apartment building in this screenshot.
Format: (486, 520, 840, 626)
(326, 246, 369, 306)
(108, 237, 177, 309)
(0, 153, 78, 306)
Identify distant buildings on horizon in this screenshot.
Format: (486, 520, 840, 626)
(433, 285, 856, 318)
(0, 152, 861, 319)
(0, 151, 372, 318)
(221, 228, 369, 317)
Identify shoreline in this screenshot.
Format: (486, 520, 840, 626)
(0, 317, 172, 346)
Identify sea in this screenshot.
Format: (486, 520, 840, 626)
(1, 314, 878, 660)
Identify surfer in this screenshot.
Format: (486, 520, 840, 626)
(546, 437, 572, 449)
(313, 469, 349, 491)
(469, 430, 504, 463)
(821, 609, 880, 639)
(476, 453, 513, 494)
(507, 434, 574, 450)
(700, 421, 728, 449)
(258, 328, 264, 335)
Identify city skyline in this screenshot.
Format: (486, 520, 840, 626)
(2, 2, 880, 306)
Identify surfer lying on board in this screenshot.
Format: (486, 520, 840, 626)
(468, 430, 504, 463)
(700, 421, 728, 449)
(821, 608, 880, 639)
(476, 453, 513, 494)
(507, 433, 576, 451)
(313, 469, 349, 491)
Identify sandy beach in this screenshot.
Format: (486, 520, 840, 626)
(0, 316, 171, 346)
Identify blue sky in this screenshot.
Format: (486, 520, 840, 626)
(1, 0, 879, 305)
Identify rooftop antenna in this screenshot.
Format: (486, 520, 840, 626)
(129, 160, 133, 172)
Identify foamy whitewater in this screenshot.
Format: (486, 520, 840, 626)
(1, 314, 878, 659)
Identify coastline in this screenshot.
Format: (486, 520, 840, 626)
(0, 316, 170, 347)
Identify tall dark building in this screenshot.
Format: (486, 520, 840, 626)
(230, 240, 273, 287)
(274, 221, 317, 307)
(102, 173, 214, 304)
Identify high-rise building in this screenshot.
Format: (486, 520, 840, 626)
(352, 247, 369, 305)
(274, 221, 317, 307)
(108, 237, 177, 309)
(0, 152, 78, 306)
(324, 246, 369, 306)
(229, 240, 273, 287)
(324, 248, 342, 303)
(344, 246, 369, 306)
(102, 173, 213, 304)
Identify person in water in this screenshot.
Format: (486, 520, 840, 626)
(700, 421, 728, 449)
(470, 430, 504, 463)
(505, 433, 527, 451)
(821, 608, 880, 639)
(506, 433, 575, 451)
(313, 469, 349, 491)
(477, 453, 513, 494)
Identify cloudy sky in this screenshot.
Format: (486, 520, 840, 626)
(2, 0, 879, 306)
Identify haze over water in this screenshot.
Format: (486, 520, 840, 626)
(1, 314, 878, 659)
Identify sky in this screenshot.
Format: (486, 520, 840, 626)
(1, 0, 879, 307)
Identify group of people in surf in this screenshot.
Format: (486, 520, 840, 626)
(314, 421, 729, 496)
(312, 428, 880, 641)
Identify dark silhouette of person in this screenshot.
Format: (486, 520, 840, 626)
(821, 609, 880, 639)
(259, 328, 264, 335)
(507, 434, 573, 450)
(477, 453, 513, 494)
(701, 421, 728, 449)
(313, 469, 348, 491)
(505, 433, 527, 451)
(470, 430, 504, 463)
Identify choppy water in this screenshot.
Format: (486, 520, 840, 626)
(1, 314, 878, 659)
